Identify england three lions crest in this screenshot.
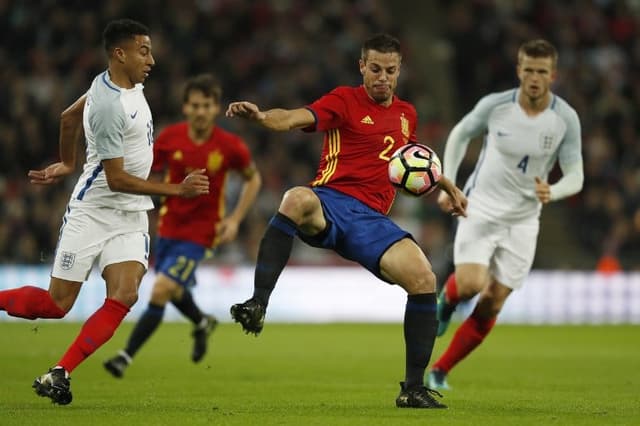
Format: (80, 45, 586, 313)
(539, 131, 556, 151)
(60, 251, 76, 270)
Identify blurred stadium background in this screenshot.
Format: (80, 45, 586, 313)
(1, 0, 640, 324)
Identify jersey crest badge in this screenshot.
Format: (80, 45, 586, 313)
(360, 115, 374, 125)
(539, 131, 555, 151)
(400, 113, 410, 138)
(207, 151, 223, 172)
(172, 150, 183, 161)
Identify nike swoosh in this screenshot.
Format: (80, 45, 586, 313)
(130, 111, 138, 119)
(497, 131, 509, 137)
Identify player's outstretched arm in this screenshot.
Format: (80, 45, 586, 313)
(28, 94, 87, 185)
(437, 177, 467, 217)
(102, 158, 209, 198)
(226, 101, 315, 131)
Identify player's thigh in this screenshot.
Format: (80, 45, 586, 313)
(97, 210, 150, 274)
(491, 221, 539, 289)
(51, 207, 106, 283)
(279, 186, 326, 234)
(100, 230, 151, 306)
(453, 215, 500, 266)
(103, 261, 146, 307)
(149, 274, 182, 305)
(380, 238, 435, 294)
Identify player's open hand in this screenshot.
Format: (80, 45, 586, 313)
(437, 177, 467, 217)
(28, 162, 75, 185)
(225, 101, 266, 121)
(215, 217, 240, 245)
(179, 169, 209, 198)
(534, 177, 551, 204)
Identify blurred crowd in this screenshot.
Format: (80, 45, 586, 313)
(1, 0, 639, 270)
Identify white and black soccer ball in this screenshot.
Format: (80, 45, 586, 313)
(388, 143, 442, 197)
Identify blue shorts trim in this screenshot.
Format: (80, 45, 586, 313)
(154, 237, 207, 288)
(299, 187, 411, 282)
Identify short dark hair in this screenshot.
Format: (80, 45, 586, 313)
(103, 19, 150, 53)
(518, 39, 558, 67)
(361, 33, 402, 61)
(183, 74, 222, 103)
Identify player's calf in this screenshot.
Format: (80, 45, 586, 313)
(192, 314, 219, 362)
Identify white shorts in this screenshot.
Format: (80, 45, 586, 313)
(453, 215, 539, 289)
(51, 205, 150, 282)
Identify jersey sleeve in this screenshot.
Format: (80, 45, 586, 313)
(443, 92, 503, 181)
(550, 104, 584, 200)
(457, 93, 502, 139)
(556, 106, 583, 167)
(228, 135, 253, 170)
(89, 99, 126, 160)
(303, 87, 348, 132)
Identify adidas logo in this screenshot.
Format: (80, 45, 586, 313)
(360, 115, 374, 125)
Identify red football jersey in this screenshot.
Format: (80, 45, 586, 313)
(152, 122, 252, 247)
(304, 85, 418, 214)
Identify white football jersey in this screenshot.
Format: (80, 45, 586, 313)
(69, 71, 154, 211)
(444, 88, 582, 223)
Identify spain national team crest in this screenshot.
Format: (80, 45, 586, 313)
(60, 251, 75, 270)
(400, 113, 409, 139)
(539, 131, 555, 151)
(207, 151, 223, 172)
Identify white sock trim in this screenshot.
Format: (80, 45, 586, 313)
(53, 366, 70, 378)
(118, 350, 133, 364)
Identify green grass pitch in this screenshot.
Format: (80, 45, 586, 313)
(0, 321, 638, 425)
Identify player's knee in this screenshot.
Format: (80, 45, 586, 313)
(56, 302, 73, 315)
(112, 288, 139, 308)
(280, 187, 317, 218)
(455, 273, 485, 298)
(149, 289, 171, 305)
(405, 268, 436, 294)
(150, 279, 178, 304)
(49, 295, 75, 315)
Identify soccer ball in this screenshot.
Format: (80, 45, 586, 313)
(388, 143, 442, 196)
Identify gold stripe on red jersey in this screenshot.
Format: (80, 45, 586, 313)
(312, 129, 340, 186)
(212, 172, 228, 248)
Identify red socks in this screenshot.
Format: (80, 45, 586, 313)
(0, 288, 131, 374)
(444, 273, 460, 305)
(58, 298, 130, 373)
(433, 312, 497, 373)
(0, 285, 66, 319)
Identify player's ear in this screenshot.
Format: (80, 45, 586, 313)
(359, 59, 366, 75)
(113, 47, 126, 64)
